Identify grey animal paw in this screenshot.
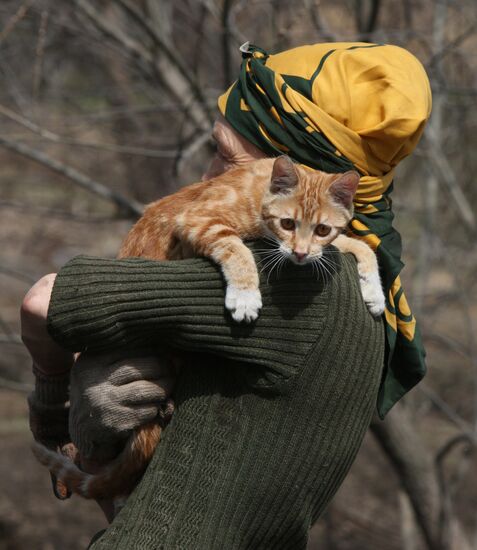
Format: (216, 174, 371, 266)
(225, 285, 262, 323)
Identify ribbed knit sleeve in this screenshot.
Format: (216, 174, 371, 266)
(47, 247, 334, 382)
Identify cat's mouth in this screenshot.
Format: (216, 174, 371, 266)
(289, 255, 309, 265)
(288, 253, 320, 265)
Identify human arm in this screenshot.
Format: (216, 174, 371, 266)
(46, 243, 325, 382)
(21, 277, 175, 467)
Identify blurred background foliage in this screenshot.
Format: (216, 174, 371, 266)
(0, 1, 476, 548)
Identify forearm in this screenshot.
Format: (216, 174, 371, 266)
(47, 254, 227, 353)
(21, 273, 75, 376)
(47, 246, 335, 373)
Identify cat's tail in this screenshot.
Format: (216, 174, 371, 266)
(31, 422, 162, 500)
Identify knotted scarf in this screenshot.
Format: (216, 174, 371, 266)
(218, 42, 432, 417)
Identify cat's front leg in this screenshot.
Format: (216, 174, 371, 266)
(332, 234, 385, 316)
(207, 235, 262, 323)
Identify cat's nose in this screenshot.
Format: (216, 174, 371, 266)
(294, 251, 308, 262)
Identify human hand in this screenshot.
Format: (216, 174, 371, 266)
(69, 352, 176, 463)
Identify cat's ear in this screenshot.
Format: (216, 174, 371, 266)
(270, 156, 298, 194)
(329, 171, 360, 209)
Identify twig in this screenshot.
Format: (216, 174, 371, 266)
(33, 10, 49, 99)
(0, 57, 29, 113)
(0, 334, 23, 345)
(113, 0, 212, 124)
(0, 375, 32, 393)
(0, 316, 15, 339)
(74, 0, 211, 132)
(0, 103, 185, 158)
(201, 0, 246, 46)
(427, 20, 477, 69)
(192, 2, 208, 81)
(173, 129, 211, 177)
(0, 199, 128, 223)
(0, 265, 37, 285)
(419, 384, 474, 435)
(435, 433, 475, 549)
(355, 0, 382, 41)
(221, 0, 234, 87)
(425, 331, 471, 361)
(423, 129, 476, 231)
(0, 135, 144, 218)
(3, 134, 182, 159)
(0, 3, 30, 45)
(303, 0, 337, 42)
(73, 0, 154, 65)
(55, 103, 191, 122)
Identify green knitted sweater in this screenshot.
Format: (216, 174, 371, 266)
(47, 246, 384, 549)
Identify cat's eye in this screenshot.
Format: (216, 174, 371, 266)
(280, 218, 295, 230)
(315, 224, 331, 237)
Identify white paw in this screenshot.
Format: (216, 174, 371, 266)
(360, 271, 385, 316)
(225, 285, 262, 323)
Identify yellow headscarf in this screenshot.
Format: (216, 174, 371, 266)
(218, 42, 432, 416)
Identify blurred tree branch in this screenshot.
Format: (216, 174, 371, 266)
(423, 130, 476, 231)
(32, 9, 48, 100)
(304, 0, 337, 42)
(221, 0, 234, 87)
(0, 199, 128, 223)
(73, 0, 213, 133)
(0, 374, 32, 393)
(427, 20, 477, 69)
(0, 265, 37, 285)
(371, 405, 474, 550)
(0, 3, 30, 45)
(355, 0, 382, 41)
(0, 103, 185, 159)
(0, 135, 144, 218)
(201, 0, 246, 45)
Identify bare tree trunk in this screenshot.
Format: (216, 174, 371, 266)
(371, 406, 442, 549)
(371, 405, 472, 550)
(355, 0, 382, 41)
(415, 0, 446, 313)
(399, 490, 419, 550)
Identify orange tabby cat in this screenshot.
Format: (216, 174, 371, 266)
(32, 155, 385, 508)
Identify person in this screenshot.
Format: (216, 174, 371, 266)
(21, 42, 431, 549)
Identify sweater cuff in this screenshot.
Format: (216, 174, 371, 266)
(32, 364, 70, 405)
(28, 366, 70, 444)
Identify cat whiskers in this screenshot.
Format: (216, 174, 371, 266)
(310, 253, 338, 288)
(266, 254, 287, 284)
(257, 248, 288, 283)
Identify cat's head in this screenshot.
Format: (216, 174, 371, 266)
(261, 156, 360, 265)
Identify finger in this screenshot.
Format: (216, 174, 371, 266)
(132, 404, 163, 424)
(111, 358, 175, 385)
(73, 350, 128, 372)
(117, 379, 175, 405)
